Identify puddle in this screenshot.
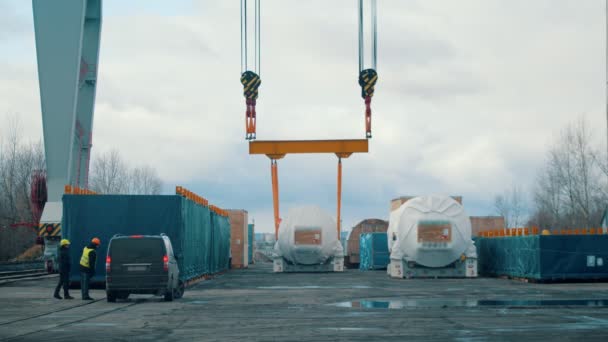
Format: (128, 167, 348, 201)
(257, 285, 370, 289)
(488, 316, 608, 332)
(332, 299, 608, 309)
(318, 327, 384, 332)
(343, 311, 384, 317)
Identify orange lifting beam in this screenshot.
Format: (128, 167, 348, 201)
(249, 139, 369, 159)
(336, 158, 343, 238)
(251, 139, 368, 240)
(270, 160, 281, 239)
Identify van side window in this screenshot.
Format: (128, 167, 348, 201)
(164, 238, 174, 258)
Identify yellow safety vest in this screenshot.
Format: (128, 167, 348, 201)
(80, 247, 94, 268)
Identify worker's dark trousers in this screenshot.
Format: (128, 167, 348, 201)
(54, 272, 70, 296)
(80, 272, 91, 299)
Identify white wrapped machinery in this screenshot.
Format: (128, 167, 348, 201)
(387, 195, 477, 278)
(273, 206, 344, 272)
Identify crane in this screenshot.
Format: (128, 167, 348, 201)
(240, 0, 379, 240)
(32, 0, 102, 271)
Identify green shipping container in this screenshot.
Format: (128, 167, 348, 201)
(62, 194, 231, 284)
(477, 235, 608, 280)
(248, 224, 254, 264)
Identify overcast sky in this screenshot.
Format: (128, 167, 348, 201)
(1, 1, 607, 233)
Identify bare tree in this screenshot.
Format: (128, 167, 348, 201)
(494, 185, 526, 228)
(89, 149, 163, 195)
(89, 149, 127, 194)
(128, 166, 162, 195)
(0, 115, 45, 227)
(530, 119, 607, 229)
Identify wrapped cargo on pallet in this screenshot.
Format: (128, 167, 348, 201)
(387, 195, 478, 278)
(477, 235, 608, 280)
(273, 206, 344, 272)
(359, 232, 390, 270)
(62, 194, 231, 284)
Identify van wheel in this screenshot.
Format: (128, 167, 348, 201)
(117, 292, 129, 300)
(174, 281, 185, 299)
(164, 289, 174, 302)
(107, 291, 116, 302)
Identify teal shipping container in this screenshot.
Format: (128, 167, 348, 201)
(359, 233, 389, 270)
(477, 235, 608, 280)
(248, 224, 254, 264)
(62, 194, 231, 284)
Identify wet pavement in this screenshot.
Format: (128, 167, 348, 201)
(1, 263, 608, 341)
(331, 298, 608, 309)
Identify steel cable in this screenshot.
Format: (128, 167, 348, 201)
(372, 0, 377, 71)
(241, 0, 247, 73)
(358, 0, 364, 72)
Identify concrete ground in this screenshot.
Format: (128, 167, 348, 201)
(1, 263, 608, 341)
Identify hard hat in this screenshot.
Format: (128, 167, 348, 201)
(91, 237, 101, 245)
(60, 239, 70, 246)
(541, 229, 551, 236)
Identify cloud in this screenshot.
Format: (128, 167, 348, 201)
(0, 0, 606, 232)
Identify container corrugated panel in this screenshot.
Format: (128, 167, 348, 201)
(248, 224, 254, 264)
(62, 194, 230, 284)
(477, 235, 608, 280)
(359, 233, 389, 270)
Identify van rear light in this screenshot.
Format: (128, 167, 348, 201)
(163, 255, 169, 271)
(130, 235, 143, 238)
(106, 256, 111, 273)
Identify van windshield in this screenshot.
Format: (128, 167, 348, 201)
(110, 238, 165, 263)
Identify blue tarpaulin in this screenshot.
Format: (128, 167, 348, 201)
(248, 224, 254, 264)
(477, 235, 608, 280)
(62, 194, 231, 284)
(359, 233, 389, 270)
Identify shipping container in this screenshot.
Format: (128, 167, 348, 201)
(248, 223, 255, 265)
(228, 210, 249, 268)
(346, 219, 388, 267)
(359, 233, 389, 270)
(470, 216, 505, 237)
(62, 194, 231, 284)
(477, 235, 608, 280)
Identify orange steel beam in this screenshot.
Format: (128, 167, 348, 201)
(249, 139, 368, 158)
(271, 161, 281, 240)
(336, 158, 342, 240)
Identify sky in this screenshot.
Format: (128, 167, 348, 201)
(0, 0, 607, 233)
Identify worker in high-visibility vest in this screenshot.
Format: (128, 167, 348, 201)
(53, 239, 73, 300)
(79, 237, 100, 300)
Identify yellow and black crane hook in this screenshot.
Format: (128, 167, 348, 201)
(358, 0, 378, 139)
(240, 0, 261, 140)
